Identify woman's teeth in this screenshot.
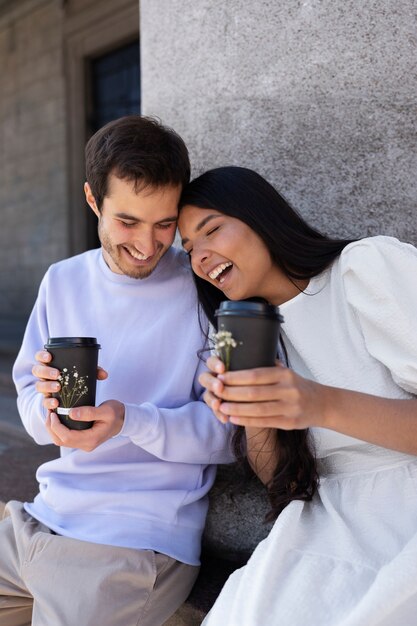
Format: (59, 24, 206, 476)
(209, 261, 232, 282)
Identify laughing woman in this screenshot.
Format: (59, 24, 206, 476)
(178, 166, 417, 626)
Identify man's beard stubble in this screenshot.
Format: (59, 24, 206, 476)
(98, 226, 165, 280)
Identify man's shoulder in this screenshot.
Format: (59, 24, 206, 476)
(46, 248, 101, 278)
(158, 246, 193, 282)
(166, 246, 192, 271)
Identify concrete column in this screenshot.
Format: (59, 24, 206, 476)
(141, 0, 417, 242)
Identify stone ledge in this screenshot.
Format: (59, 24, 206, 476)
(166, 464, 272, 624)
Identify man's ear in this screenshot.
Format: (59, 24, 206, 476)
(84, 182, 100, 218)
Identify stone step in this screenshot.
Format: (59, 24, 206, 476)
(0, 393, 21, 430)
(0, 315, 25, 357)
(0, 363, 20, 394)
(0, 315, 26, 395)
(0, 359, 15, 394)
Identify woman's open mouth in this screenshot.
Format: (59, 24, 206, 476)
(208, 261, 233, 284)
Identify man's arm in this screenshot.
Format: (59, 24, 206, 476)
(32, 348, 235, 464)
(12, 275, 55, 444)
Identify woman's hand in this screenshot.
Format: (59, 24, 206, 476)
(32, 349, 108, 414)
(198, 356, 230, 423)
(201, 356, 417, 456)
(199, 356, 327, 430)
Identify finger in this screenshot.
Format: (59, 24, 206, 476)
(206, 355, 225, 375)
(229, 415, 298, 429)
(35, 380, 61, 395)
(199, 371, 224, 396)
(203, 390, 229, 423)
(35, 350, 52, 364)
(97, 366, 108, 380)
(32, 363, 61, 381)
(69, 406, 96, 422)
(218, 364, 290, 387)
(214, 383, 288, 403)
(45, 413, 65, 446)
(43, 397, 59, 411)
(219, 400, 289, 418)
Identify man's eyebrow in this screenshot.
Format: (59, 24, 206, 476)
(114, 213, 178, 224)
(181, 214, 219, 246)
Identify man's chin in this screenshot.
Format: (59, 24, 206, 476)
(117, 249, 167, 279)
(123, 265, 157, 279)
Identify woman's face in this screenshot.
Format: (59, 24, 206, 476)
(178, 205, 297, 305)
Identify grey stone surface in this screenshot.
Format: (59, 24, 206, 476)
(0, 0, 69, 317)
(203, 463, 272, 560)
(141, 0, 417, 244)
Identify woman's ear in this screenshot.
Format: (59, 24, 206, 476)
(84, 182, 100, 218)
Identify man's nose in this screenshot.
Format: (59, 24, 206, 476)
(132, 230, 156, 258)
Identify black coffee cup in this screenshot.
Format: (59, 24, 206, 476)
(44, 337, 101, 430)
(214, 301, 283, 371)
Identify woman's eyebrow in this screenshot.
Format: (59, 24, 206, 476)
(181, 214, 219, 245)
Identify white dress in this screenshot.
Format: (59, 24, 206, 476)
(203, 236, 417, 626)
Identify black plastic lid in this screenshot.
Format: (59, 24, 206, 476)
(45, 337, 101, 349)
(215, 300, 284, 322)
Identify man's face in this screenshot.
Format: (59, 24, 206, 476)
(85, 174, 181, 279)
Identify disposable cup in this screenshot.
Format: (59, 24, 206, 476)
(44, 337, 101, 430)
(214, 301, 283, 371)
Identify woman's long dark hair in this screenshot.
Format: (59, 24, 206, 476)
(179, 166, 357, 521)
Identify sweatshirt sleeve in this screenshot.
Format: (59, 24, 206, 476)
(118, 354, 236, 464)
(12, 272, 54, 445)
(340, 236, 417, 395)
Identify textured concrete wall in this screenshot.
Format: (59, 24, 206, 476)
(141, 0, 417, 243)
(0, 0, 68, 317)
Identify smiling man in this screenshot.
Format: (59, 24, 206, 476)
(3, 116, 233, 626)
(85, 174, 180, 279)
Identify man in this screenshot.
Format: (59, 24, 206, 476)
(1, 116, 233, 626)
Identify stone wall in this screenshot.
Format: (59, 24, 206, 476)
(0, 0, 68, 317)
(0, 0, 139, 319)
(141, 0, 417, 244)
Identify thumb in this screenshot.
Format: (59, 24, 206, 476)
(69, 406, 95, 421)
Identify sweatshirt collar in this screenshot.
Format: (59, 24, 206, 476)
(98, 246, 174, 284)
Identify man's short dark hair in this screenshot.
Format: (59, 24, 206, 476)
(85, 115, 190, 209)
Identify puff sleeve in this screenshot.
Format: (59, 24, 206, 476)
(340, 236, 417, 395)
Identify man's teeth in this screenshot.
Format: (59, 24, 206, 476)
(128, 249, 150, 261)
(209, 262, 232, 281)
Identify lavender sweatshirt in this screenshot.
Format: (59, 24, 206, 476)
(13, 247, 234, 565)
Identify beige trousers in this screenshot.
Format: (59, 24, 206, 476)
(0, 501, 199, 626)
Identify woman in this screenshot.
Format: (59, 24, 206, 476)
(177, 166, 417, 625)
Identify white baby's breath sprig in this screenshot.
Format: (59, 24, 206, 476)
(212, 326, 239, 371)
(56, 366, 89, 408)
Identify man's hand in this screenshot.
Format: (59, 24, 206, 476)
(32, 350, 108, 413)
(46, 400, 125, 451)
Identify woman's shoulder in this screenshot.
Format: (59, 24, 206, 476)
(337, 235, 417, 277)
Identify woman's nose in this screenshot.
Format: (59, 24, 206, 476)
(192, 243, 209, 266)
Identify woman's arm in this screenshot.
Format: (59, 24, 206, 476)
(208, 363, 417, 456)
